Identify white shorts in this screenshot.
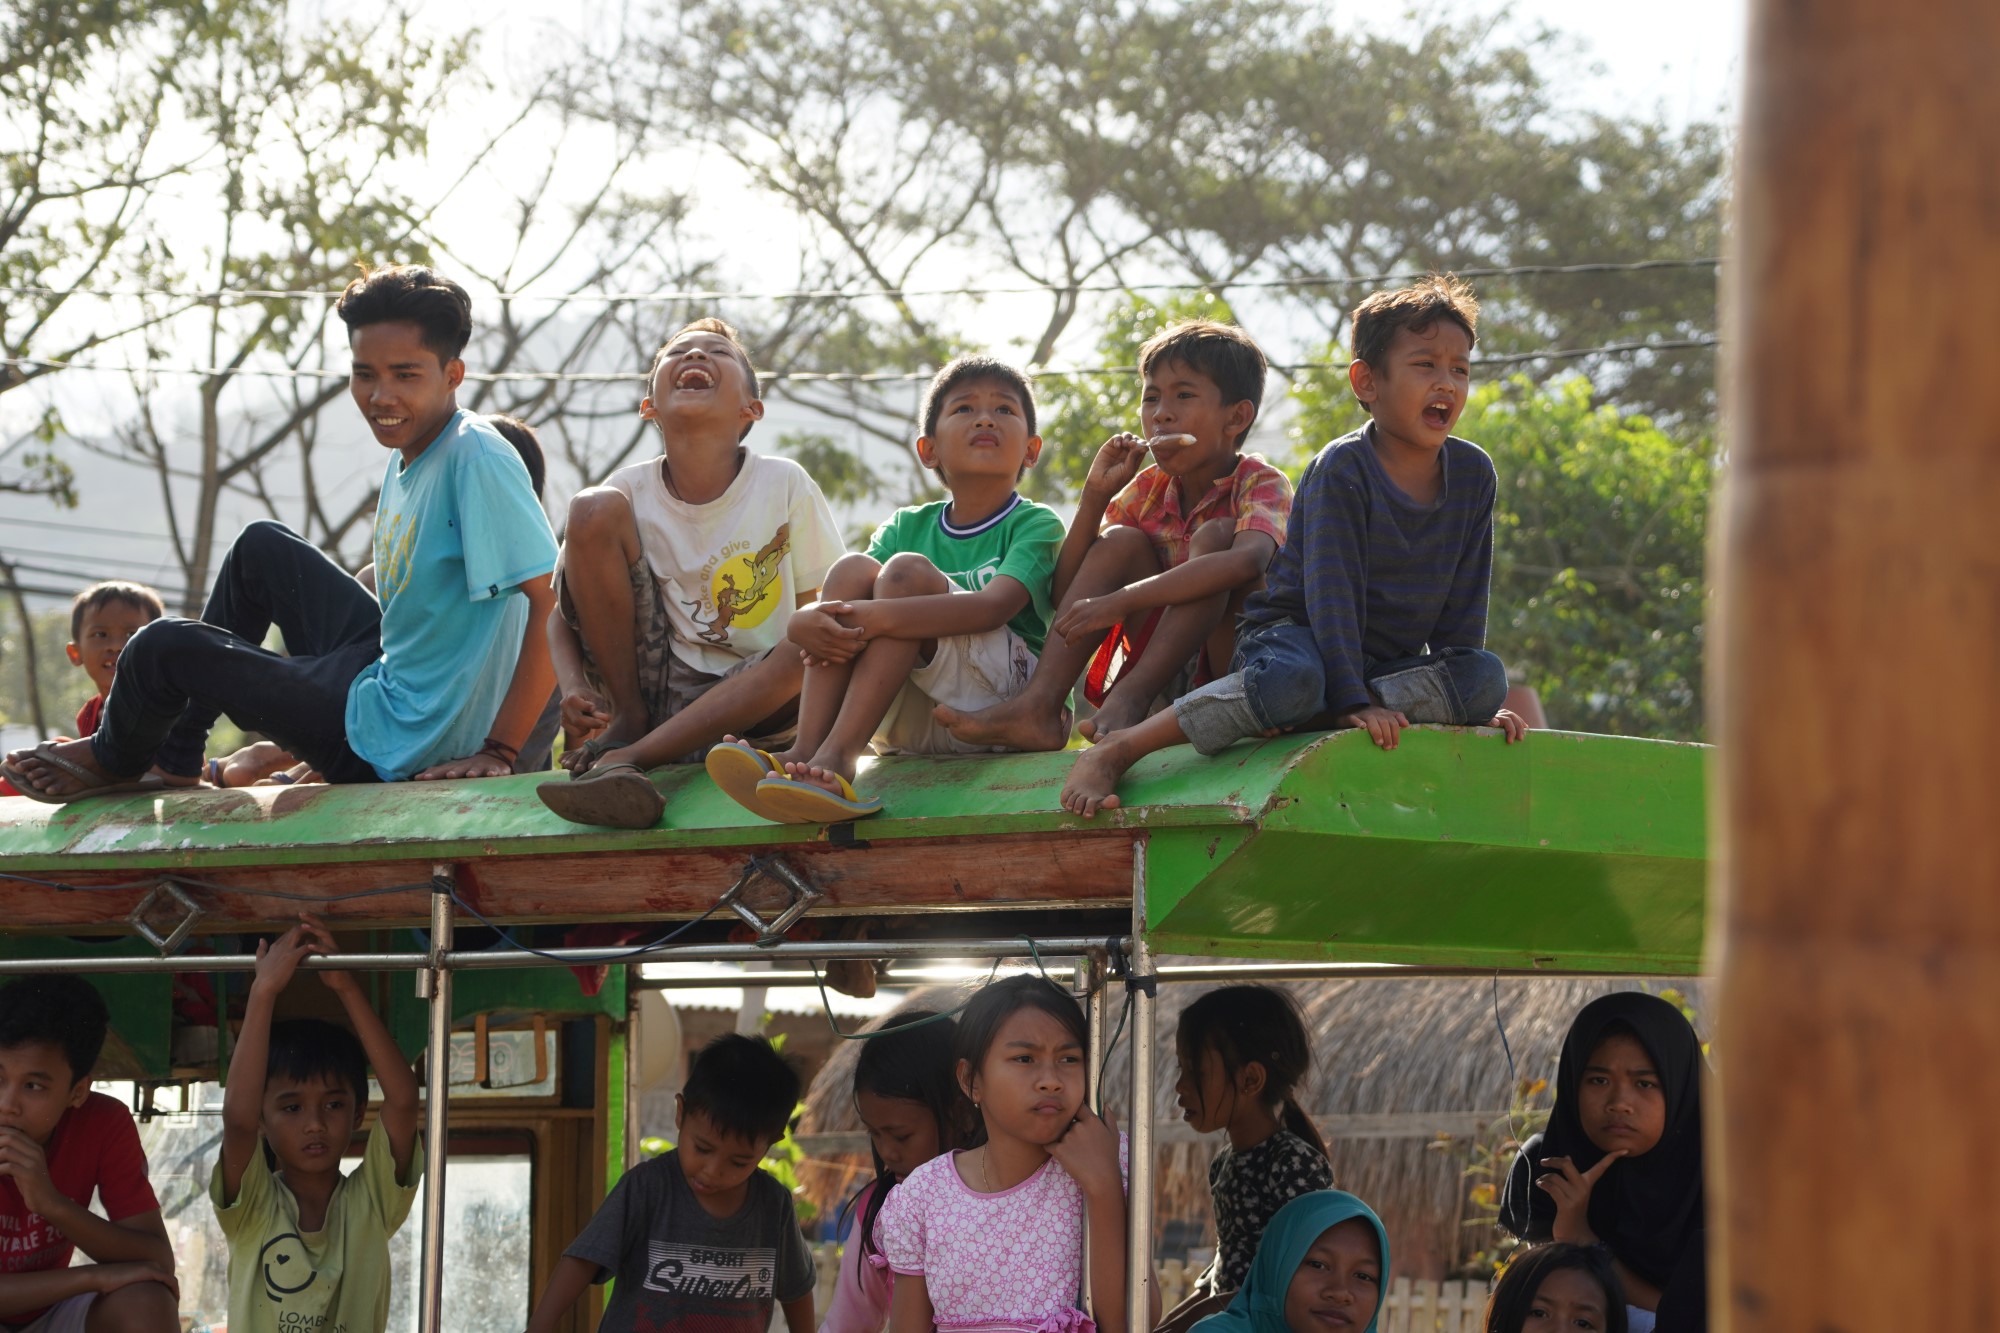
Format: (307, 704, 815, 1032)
(874, 608, 1038, 756)
(5, 1292, 94, 1333)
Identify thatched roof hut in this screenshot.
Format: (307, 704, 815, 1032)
(795, 974, 1705, 1279)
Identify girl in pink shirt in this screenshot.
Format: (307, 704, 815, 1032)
(874, 976, 1133, 1333)
(820, 1010, 972, 1333)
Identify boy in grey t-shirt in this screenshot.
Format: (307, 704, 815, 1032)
(525, 1035, 814, 1333)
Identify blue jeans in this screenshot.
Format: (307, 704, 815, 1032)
(1173, 619, 1508, 756)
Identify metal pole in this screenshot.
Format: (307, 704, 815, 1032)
(0, 935, 1133, 976)
(416, 867, 454, 1333)
(1125, 840, 1156, 1332)
(1081, 952, 1107, 1321)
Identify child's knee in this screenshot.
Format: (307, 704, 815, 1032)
(875, 552, 948, 598)
(236, 518, 296, 555)
(1093, 525, 1158, 572)
(87, 1278, 177, 1333)
(1457, 649, 1509, 720)
(1188, 517, 1235, 557)
(821, 552, 883, 597)
(1238, 627, 1326, 730)
(563, 486, 636, 543)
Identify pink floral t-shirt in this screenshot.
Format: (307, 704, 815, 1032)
(872, 1137, 1129, 1333)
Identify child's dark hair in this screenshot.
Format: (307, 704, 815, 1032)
(1484, 1242, 1628, 1333)
(1138, 320, 1268, 450)
(70, 580, 164, 643)
(1351, 273, 1480, 380)
(0, 975, 109, 1082)
(335, 264, 474, 364)
(267, 1019, 369, 1104)
(1176, 985, 1328, 1159)
(648, 317, 761, 441)
(920, 356, 1038, 441)
(681, 1032, 800, 1143)
(484, 413, 546, 497)
(952, 974, 1086, 1143)
(849, 1010, 969, 1274)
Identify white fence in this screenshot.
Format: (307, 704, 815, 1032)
(801, 1244, 1489, 1332)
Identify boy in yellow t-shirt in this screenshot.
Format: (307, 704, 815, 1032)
(210, 916, 423, 1333)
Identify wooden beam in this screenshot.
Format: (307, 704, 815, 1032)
(0, 830, 1135, 933)
(1716, 0, 2000, 1326)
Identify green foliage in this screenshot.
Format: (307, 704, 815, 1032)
(638, 1100, 818, 1226)
(778, 432, 885, 508)
(1453, 1075, 1552, 1279)
(1030, 291, 1240, 502)
(1289, 372, 1712, 740)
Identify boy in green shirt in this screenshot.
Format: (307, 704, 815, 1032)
(211, 915, 422, 1333)
(707, 356, 1064, 821)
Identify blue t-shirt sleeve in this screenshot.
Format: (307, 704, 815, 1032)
(1430, 452, 1496, 650)
(455, 448, 558, 602)
(1297, 454, 1374, 717)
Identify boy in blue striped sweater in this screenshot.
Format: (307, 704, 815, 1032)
(1060, 275, 1525, 816)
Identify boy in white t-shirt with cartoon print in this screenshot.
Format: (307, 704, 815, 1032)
(537, 318, 845, 828)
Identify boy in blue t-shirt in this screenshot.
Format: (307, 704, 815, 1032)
(1, 265, 560, 799)
(707, 356, 1064, 822)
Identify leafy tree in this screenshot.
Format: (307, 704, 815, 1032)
(1, 0, 220, 404)
(1291, 372, 1712, 740)
(606, 0, 1722, 503)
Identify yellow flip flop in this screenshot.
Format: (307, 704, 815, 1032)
(754, 771, 884, 824)
(704, 741, 790, 822)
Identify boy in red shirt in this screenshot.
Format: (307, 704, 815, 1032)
(937, 320, 1292, 750)
(0, 976, 177, 1333)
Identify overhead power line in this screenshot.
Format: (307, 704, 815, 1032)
(0, 257, 1721, 307)
(2, 335, 1719, 386)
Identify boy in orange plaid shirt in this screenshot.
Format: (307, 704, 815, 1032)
(936, 320, 1292, 750)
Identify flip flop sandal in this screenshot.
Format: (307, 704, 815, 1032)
(753, 771, 883, 824)
(704, 741, 790, 821)
(536, 762, 667, 829)
(0, 742, 165, 806)
(560, 734, 619, 775)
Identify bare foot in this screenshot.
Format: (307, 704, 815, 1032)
(3, 737, 124, 798)
(934, 696, 1071, 752)
(1077, 693, 1147, 744)
(215, 741, 293, 787)
(780, 760, 855, 796)
(1059, 736, 1138, 818)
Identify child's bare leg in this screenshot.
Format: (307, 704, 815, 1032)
(770, 553, 883, 769)
(85, 1275, 179, 1333)
(559, 487, 653, 754)
(787, 553, 940, 793)
(936, 526, 1159, 751)
(597, 648, 806, 771)
(1061, 706, 1190, 817)
(1086, 518, 1241, 740)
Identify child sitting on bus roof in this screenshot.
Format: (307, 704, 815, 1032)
(1058, 275, 1526, 818)
(212, 915, 422, 1333)
(0, 581, 166, 799)
(706, 356, 1065, 823)
(935, 320, 1291, 753)
(536, 318, 846, 829)
(0, 265, 562, 801)
(526, 1033, 816, 1333)
(0, 975, 179, 1333)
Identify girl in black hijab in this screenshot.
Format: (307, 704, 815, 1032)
(1499, 992, 1707, 1333)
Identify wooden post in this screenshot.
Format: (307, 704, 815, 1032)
(1715, 0, 2000, 1328)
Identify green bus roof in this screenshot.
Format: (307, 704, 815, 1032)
(0, 726, 1706, 972)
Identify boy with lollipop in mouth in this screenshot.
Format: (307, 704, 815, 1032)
(935, 319, 1293, 752)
